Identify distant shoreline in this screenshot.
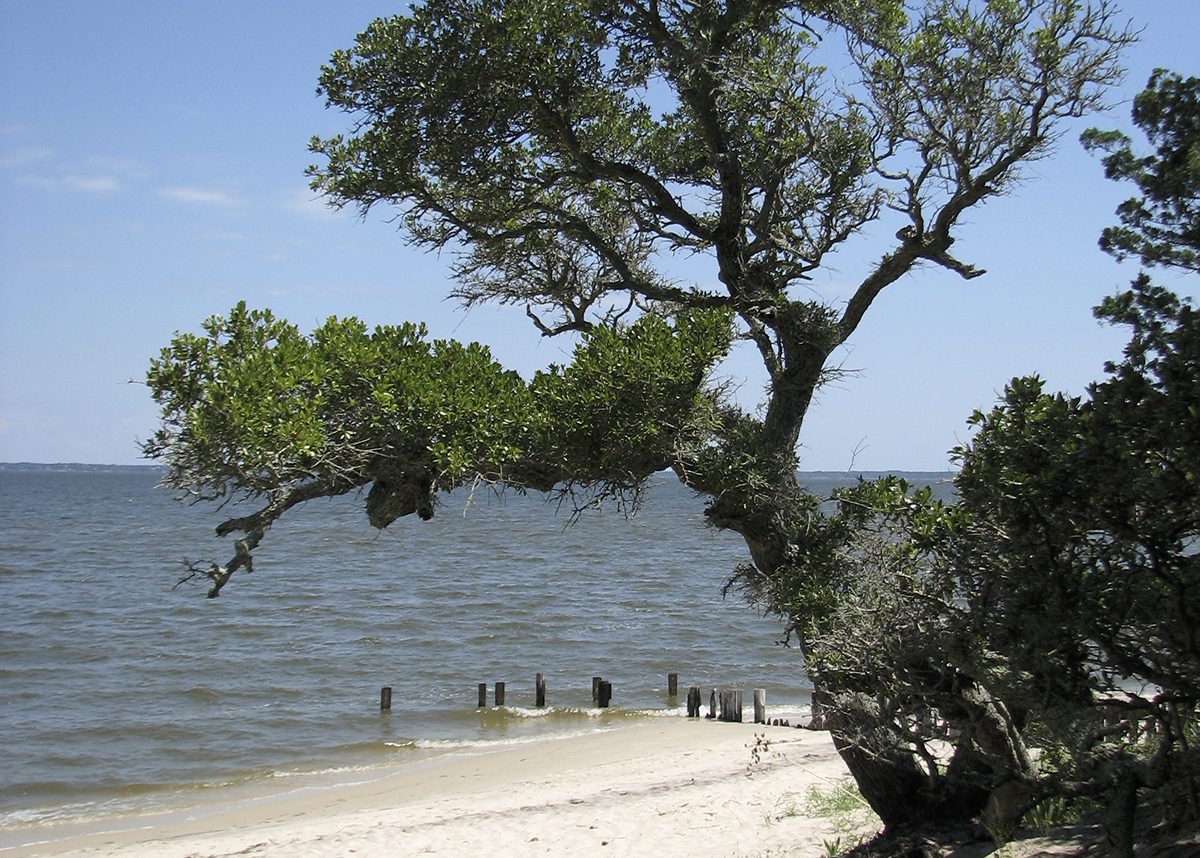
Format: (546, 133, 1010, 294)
(0, 462, 162, 473)
(0, 462, 954, 479)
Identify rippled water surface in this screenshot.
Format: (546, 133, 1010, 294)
(0, 467, 948, 828)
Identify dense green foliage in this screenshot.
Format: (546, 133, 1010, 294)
(1083, 70, 1200, 272)
(956, 280, 1200, 708)
(794, 279, 1199, 851)
(147, 303, 729, 500)
(145, 304, 729, 594)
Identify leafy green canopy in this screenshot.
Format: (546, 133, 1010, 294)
(310, 0, 1131, 463)
(310, 0, 901, 319)
(144, 303, 730, 595)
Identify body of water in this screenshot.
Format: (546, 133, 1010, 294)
(0, 467, 950, 836)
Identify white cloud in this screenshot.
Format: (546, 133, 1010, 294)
(65, 175, 121, 193)
(8, 153, 150, 192)
(19, 173, 121, 193)
(159, 185, 245, 207)
(0, 146, 53, 169)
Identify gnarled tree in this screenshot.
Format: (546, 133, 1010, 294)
(146, 0, 1133, 834)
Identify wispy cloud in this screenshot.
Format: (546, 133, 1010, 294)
(10, 151, 150, 193)
(20, 173, 122, 193)
(0, 146, 53, 169)
(159, 185, 245, 207)
(66, 175, 121, 192)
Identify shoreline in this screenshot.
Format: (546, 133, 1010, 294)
(2, 719, 874, 857)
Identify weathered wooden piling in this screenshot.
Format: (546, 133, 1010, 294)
(380, 686, 393, 711)
(719, 689, 744, 722)
(465, 672, 769, 719)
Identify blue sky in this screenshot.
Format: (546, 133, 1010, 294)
(1, 2, 1197, 470)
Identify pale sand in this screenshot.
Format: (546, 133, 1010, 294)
(3, 720, 879, 857)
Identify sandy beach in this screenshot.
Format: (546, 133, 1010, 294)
(2, 720, 878, 857)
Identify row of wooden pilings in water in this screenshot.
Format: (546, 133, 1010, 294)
(379, 673, 779, 724)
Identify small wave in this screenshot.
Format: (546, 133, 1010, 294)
(267, 764, 385, 780)
(409, 728, 607, 752)
(492, 705, 552, 719)
(473, 704, 605, 722)
(27, 608, 75, 622)
(0, 774, 248, 828)
(181, 686, 222, 703)
(469, 703, 701, 727)
(409, 737, 487, 750)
